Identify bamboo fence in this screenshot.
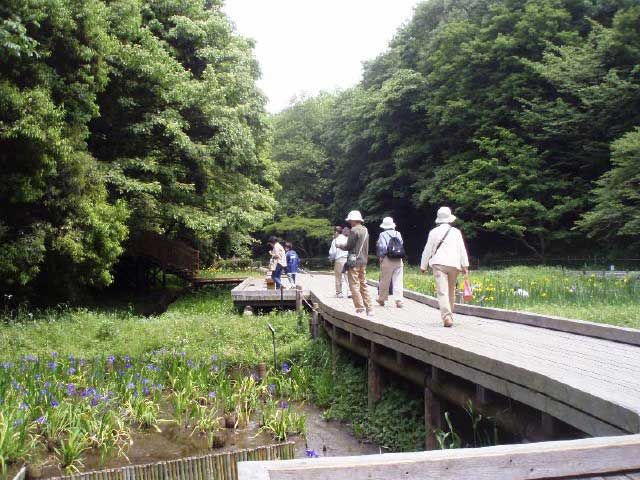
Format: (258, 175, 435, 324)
(37, 442, 295, 480)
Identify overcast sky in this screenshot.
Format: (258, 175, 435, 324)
(223, 0, 420, 113)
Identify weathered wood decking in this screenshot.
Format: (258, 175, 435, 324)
(231, 277, 310, 309)
(235, 272, 640, 479)
(238, 434, 640, 480)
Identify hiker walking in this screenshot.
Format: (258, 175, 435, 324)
(329, 226, 349, 297)
(337, 211, 374, 316)
(284, 242, 300, 287)
(267, 236, 287, 289)
(376, 217, 405, 308)
(420, 207, 469, 327)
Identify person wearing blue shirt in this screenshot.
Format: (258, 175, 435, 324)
(284, 242, 300, 288)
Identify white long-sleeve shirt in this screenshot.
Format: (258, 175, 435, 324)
(420, 224, 469, 271)
(270, 242, 287, 267)
(329, 236, 348, 261)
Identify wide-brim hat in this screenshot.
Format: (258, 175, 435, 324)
(379, 217, 396, 229)
(346, 210, 364, 222)
(435, 206, 457, 224)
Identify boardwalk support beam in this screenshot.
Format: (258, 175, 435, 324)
(295, 285, 303, 312)
(310, 303, 319, 338)
(368, 356, 383, 411)
(424, 382, 442, 450)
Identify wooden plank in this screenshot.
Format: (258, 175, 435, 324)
(238, 434, 640, 480)
(321, 308, 625, 437)
(385, 282, 640, 347)
(307, 281, 640, 434)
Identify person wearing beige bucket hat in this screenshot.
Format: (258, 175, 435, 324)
(336, 210, 374, 316)
(420, 207, 470, 327)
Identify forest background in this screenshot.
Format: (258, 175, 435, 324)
(2, 0, 639, 300)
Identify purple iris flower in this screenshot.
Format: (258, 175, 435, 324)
(281, 363, 290, 374)
(305, 449, 319, 458)
(210, 355, 218, 362)
(127, 382, 135, 389)
(37, 416, 48, 424)
(13, 419, 23, 427)
(142, 387, 150, 395)
(67, 368, 76, 375)
(208, 391, 216, 398)
(125, 362, 132, 369)
(50, 400, 59, 407)
(48, 362, 57, 371)
(51, 351, 58, 359)
(279, 401, 290, 409)
(107, 355, 116, 364)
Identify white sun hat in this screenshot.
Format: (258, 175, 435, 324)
(435, 206, 457, 224)
(379, 217, 396, 229)
(345, 210, 364, 222)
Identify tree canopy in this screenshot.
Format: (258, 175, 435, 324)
(271, 0, 640, 259)
(1, 0, 276, 297)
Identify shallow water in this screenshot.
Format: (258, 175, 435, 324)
(22, 403, 378, 478)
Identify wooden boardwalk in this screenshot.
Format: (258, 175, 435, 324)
(231, 277, 309, 309)
(302, 273, 640, 436)
(235, 272, 640, 478)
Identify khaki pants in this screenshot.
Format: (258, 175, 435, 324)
(432, 264, 459, 322)
(347, 265, 373, 312)
(334, 258, 347, 295)
(378, 257, 403, 302)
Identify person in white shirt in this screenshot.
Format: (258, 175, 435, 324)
(329, 226, 349, 297)
(268, 236, 287, 289)
(420, 207, 470, 327)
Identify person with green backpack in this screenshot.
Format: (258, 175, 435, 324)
(376, 217, 405, 308)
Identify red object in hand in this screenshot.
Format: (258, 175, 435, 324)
(463, 278, 473, 301)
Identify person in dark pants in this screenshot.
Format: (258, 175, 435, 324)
(267, 236, 287, 289)
(284, 242, 300, 287)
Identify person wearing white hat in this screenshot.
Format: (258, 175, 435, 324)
(420, 207, 470, 327)
(336, 210, 374, 316)
(376, 217, 405, 308)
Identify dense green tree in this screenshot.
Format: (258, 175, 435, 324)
(272, 0, 640, 259)
(578, 128, 640, 246)
(0, 0, 128, 295)
(91, 0, 276, 259)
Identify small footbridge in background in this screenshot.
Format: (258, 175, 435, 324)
(233, 273, 640, 479)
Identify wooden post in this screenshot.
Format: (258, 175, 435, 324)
(541, 412, 556, 437)
(295, 285, 303, 312)
(476, 385, 489, 406)
(368, 357, 383, 411)
(310, 302, 319, 338)
(425, 368, 443, 450)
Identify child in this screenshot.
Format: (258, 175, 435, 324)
(284, 242, 300, 288)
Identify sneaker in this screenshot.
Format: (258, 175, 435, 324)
(376, 298, 385, 307)
(443, 318, 453, 328)
(336, 293, 344, 298)
(355, 308, 365, 314)
(395, 301, 404, 308)
(367, 310, 375, 317)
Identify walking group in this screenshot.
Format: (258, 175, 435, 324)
(327, 207, 469, 328)
(266, 237, 300, 289)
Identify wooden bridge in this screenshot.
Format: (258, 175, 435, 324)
(234, 273, 640, 479)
